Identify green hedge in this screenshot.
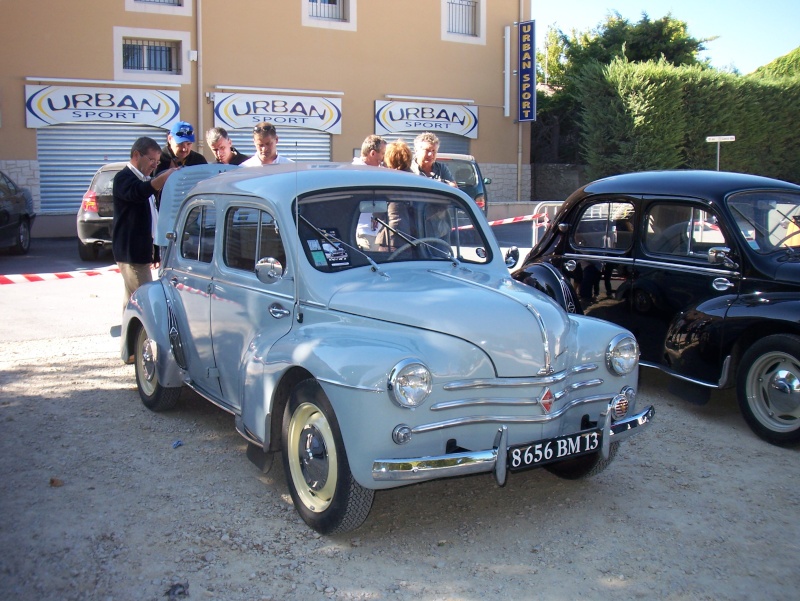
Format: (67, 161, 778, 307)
(573, 59, 800, 183)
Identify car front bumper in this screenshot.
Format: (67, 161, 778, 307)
(372, 403, 655, 485)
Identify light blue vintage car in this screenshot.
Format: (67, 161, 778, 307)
(121, 164, 654, 534)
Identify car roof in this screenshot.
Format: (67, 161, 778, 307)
(576, 170, 800, 201)
(437, 153, 477, 162)
(156, 162, 467, 246)
(96, 162, 128, 173)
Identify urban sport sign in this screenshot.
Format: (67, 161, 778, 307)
(374, 101, 478, 139)
(213, 93, 342, 134)
(518, 20, 536, 122)
(25, 85, 180, 128)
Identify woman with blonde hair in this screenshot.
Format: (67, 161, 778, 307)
(375, 139, 414, 250)
(383, 139, 412, 171)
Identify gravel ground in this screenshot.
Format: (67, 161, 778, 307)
(1, 270, 799, 600)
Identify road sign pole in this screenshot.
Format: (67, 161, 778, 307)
(706, 135, 736, 171)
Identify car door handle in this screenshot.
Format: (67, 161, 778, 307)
(269, 303, 290, 319)
(712, 278, 734, 291)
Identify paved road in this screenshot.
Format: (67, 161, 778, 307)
(0, 237, 115, 276)
(1, 238, 121, 342)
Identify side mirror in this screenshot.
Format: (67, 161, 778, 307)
(708, 246, 738, 269)
(505, 246, 520, 268)
(483, 177, 492, 185)
(558, 222, 569, 234)
(255, 257, 284, 283)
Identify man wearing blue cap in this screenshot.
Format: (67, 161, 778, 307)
(156, 120, 207, 175)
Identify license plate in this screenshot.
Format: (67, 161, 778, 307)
(507, 429, 601, 471)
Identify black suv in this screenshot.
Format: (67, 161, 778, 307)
(512, 170, 800, 446)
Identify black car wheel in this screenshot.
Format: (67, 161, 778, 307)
(78, 239, 100, 261)
(282, 378, 373, 534)
(545, 441, 618, 479)
(135, 325, 181, 412)
(737, 334, 800, 446)
(9, 218, 31, 255)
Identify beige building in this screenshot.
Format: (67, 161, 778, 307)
(0, 0, 532, 236)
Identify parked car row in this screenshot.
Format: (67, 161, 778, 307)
(511, 170, 800, 446)
(0, 170, 35, 255)
(76, 156, 490, 260)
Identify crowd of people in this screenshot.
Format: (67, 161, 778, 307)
(111, 122, 456, 307)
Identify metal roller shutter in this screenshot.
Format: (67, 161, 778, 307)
(381, 132, 470, 155)
(37, 123, 166, 214)
(226, 127, 331, 162)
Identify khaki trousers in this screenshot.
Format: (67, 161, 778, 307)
(117, 262, 153, 311)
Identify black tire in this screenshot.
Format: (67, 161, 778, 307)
(737, 334, 800, 446)
(545, 441, 619, 480)
(281, 379, 374, 534)
(134, 325, 181, 412)
(9, 218, 31, 255)
(78, 239, 99, 261)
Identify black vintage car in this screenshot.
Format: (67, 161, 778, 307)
(512, 170, 800, 446)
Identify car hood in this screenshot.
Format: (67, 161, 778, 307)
(326, 268, 573, 377)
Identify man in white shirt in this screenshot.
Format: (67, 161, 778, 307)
(241, 122, 295, 166)
(352, 134, 386, 166)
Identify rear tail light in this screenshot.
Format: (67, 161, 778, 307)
(81, 190, 99, 213)
(474, 194, 486, 210)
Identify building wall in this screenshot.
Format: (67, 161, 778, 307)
(0, 0, 532, 235)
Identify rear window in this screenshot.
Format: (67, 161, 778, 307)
(91, 168, 123, 195)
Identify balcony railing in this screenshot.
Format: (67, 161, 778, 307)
(447, 0, 478, 36)
(135, 0, 183, 6)
(308, 0, 346, 22)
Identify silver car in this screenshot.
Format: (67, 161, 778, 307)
(121, 164, 654, 534)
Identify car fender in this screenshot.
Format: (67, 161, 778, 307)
(121, 281, 185, 389)
(513, 261, 583, 314)
(663, 292, 800, 387)
(239, 319, 496, 455)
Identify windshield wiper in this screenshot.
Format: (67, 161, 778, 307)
(298, 214, 389, 277)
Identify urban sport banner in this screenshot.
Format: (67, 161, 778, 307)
(213, 93, 342, 134)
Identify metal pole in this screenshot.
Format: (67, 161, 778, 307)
(716, 142, 720, 171)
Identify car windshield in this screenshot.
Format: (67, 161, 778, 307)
(296, 187, 491, 272)
(727, 191, 800, 254)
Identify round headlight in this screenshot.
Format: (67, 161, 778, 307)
(606, 334, 639, 376)
(388, 360, 432, 408)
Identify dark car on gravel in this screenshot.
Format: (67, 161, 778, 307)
(512, 170, 800, 446)
(0, 169, 35, 255)
(76, 162, 125, 261)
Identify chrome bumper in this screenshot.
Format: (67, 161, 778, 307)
(372, 404, 655, 485)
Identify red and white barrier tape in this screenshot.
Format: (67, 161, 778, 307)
(0, 267, 120, 285)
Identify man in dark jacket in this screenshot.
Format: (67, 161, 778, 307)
(156, 121, 207, 175)
(206, 126, 250, 165)
(112, 136, 177, 310)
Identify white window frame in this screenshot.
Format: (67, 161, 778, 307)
(114, 27, 192, 85)
(301, 0, 357, 32)
(126, 0, 193, 17)
(441, 0, 486, 46)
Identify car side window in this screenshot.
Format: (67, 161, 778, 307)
(181, 205, 216, 263)
(224, 206, 286, 272)
(644, 204, 726, 258)
(572, 201, 635, 251)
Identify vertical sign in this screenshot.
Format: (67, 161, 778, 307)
(518, 20, 536, 122)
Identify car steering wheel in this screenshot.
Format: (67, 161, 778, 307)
(388, 237, 452, 261)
